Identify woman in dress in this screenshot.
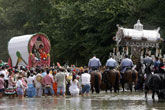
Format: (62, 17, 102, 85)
(16, 76, 24, 99)
(69, 75, 80, 96)
(26, 71, 36, 97)
(5, 70, 16, 98)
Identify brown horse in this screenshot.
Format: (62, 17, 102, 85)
(121, 69, 138, 92)
(90, 70, 102, 93)
(102, 69, 120, 92)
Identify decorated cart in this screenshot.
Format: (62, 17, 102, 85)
(113, 20, 162, 65)
(8, 33, 51, 67)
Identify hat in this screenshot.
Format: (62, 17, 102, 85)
(80, 67, 84, 71)
(36, 75, 43, 82)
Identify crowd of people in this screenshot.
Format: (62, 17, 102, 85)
(0, 63, 92, 99)
(0, 53, 164, 99)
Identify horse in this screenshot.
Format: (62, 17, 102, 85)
(144, 73, 162, 101)
(135, 62, 145, 91)
(90, 70, 102, 93)
(143, 63, 165, 101)
(121, 68, 138, 92)
(158, 73, 165, 100)
(102, 68, 120, 92)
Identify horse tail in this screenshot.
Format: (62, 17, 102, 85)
(115, 71, 119, 91)
(94, 74, 99, 93)
(115, 71, 119, 85)
(103, 71, 108, 83)
(132, 70, 136, 81)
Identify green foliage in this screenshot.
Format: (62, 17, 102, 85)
(0, 0, 165, 66)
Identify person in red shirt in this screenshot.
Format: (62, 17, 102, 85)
(42, 69, 54, 96)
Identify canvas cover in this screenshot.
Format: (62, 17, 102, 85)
(8, 33, 51, 67)
(8, 34, 34, 67)
(121, 28, 160, 42)
(115, 20, 161, 47)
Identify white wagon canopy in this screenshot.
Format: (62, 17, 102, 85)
(114, 20, 162, 48)
(113, 20, 163, 65)
(8, 33, 51, 67)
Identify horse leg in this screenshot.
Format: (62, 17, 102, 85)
(98, 83, 100, 94)
(129, 82, 133, 92)
(91, 84, 94, 94)
(110, 84, 112, 92)
(116, 81, 120, 93)
(134, 73, 138, 92)
(114, 85, 117, 93)
(145, 89, 148, 101)
(115, 72, 120, 93)
(152, 91, 155, 101)
(156, 91, 160, 100)
(121, 82, 125, 92)
(114, 82, 117, 93)
(105, 83, 108, 93)
(98, 77, 102, 94)
(134, 83, 137, 92)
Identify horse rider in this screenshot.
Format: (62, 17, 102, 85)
(88, 54, 101, 73)
(143, 53, 154, 85)
(106, 55, 118, 70)
(120, 55, 133, 77)
(143, 53, 153, 74)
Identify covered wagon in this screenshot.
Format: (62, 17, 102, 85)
(8, 33, 51, 67)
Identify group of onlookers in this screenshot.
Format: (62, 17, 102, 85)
(1, 53, 164, 99)
(0, 64, 91, 99)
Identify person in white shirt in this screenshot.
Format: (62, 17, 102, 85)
(55, 68, 66, 97)
(69, 75, 80, 96)
(16, 76, 24, 99)
(26, 71, 36, 97)
(81, 70, 91, 96)
(88, 55, 101, 71)
(106, 55, 118, 69)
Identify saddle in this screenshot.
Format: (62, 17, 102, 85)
(107, 66, 115, 70)
(91, 66, 99, 71)
(125, 67, 132, 72)
(121, 66, 132, 74)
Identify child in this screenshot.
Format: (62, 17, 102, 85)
(16, 76, 24, 99)
(69, 75, 80, 96)
(0, 74, 5, 98)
